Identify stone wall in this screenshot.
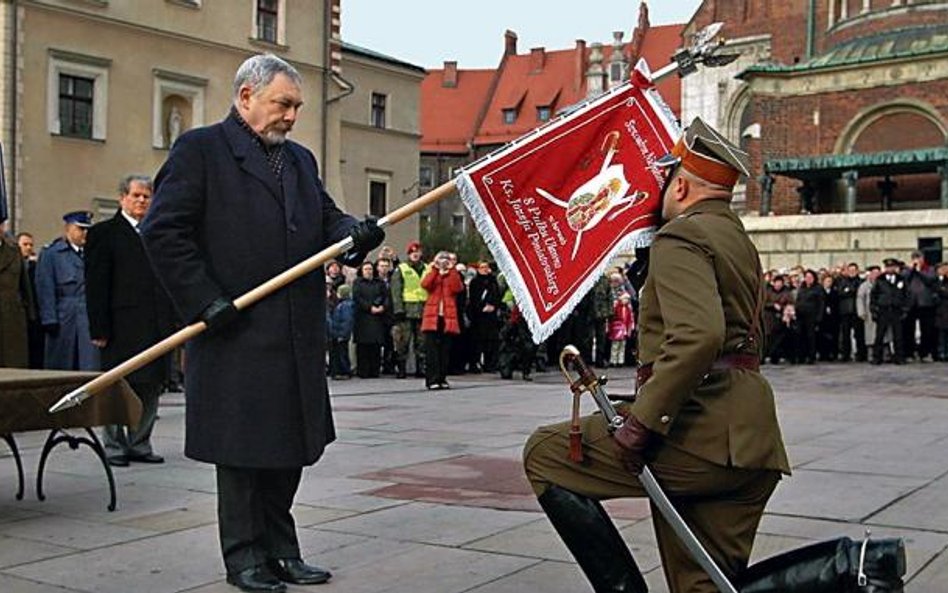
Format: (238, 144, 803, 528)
(743, 209, 948, 270)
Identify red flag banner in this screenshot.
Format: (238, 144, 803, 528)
(457, 61, 680, 343)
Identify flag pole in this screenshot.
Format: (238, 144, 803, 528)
(49, 179, 458, 414)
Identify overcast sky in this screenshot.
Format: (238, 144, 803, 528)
(341, 1, 702, 70)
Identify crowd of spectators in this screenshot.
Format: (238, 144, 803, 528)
(4, 218, 947, 387)
(323, 245, 948, 385)
(764, 253, 948, 365)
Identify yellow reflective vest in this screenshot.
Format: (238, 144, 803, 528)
(399, 262, 428, 303)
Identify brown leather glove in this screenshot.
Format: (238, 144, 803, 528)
(612, 414, 653, 475)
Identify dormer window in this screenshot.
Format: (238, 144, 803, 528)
(537, 106, 551, 122)
(502, 108, 517, 125)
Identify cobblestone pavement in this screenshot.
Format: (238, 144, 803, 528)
(1, 361, 946, 592)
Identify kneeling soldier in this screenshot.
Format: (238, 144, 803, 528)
(523, 118, 790, 593)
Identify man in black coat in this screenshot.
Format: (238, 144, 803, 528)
(141, 54, 383, 593)
(86, 175, 175, 467)
(836, 263, 866, 362)
(871, 258, 910, 365)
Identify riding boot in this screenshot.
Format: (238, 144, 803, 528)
(739, 536, 905, 593)
(537, 485, 648, 593)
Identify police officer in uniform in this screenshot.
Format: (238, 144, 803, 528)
(870, 258, 909, 365)
(523, 118, 790, 593)
(35, 211, 99, 371)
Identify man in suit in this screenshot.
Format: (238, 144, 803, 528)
(523, 118, 790, 593)
(17, 232, 44, 368)
(35, 211, 99, 371)
(85, 175, 175, 467)
(141, 54, 384, 593)
(836, 263, 866, 362)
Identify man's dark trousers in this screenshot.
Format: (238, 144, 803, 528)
(874, 308, 904, 363)
(838, 313, 866, 361)
(216, 465, 302, 574)
(103, 380, 162, 458)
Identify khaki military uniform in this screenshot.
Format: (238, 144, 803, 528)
(524, 198, 791, 593)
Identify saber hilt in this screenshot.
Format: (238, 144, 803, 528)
(559, 345, 624, 432)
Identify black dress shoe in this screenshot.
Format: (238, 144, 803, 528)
(226, 567, 286, 592)
(266, 558, 331, 585)
(107, 455, 129, 467)
(128, 453, 164, 464)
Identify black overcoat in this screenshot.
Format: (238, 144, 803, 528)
(85, 212, 175, 383)
(352, 277, 388, 345)
(141, 116, 356, 468)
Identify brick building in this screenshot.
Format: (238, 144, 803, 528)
(682, 0, 947, 268)
(419, 2, 683, 234)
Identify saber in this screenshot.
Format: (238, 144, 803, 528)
(559, 345, 739, 593)
(48, 180, 458, 414)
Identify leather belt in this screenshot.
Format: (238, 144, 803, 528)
(637, 353, 760, 388)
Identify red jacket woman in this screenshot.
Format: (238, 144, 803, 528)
(420, 252, 464, 389)
(420, 260, 464, 334)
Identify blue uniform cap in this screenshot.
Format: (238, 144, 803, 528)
(63, 210, 93, 228)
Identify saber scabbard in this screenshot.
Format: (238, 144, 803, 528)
(559, 350, 586, 463)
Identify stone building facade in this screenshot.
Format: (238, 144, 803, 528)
(0, 0, 417, 250)
(339, 43, 425, 256)
(681, 0, 948, 269)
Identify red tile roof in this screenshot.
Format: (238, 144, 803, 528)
(475, 47, 585, 146)
(420, 16, 684, 155)
(421, 68, 496, 154)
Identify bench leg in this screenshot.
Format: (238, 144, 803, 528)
(1, 434, 25, 500)
(36, 428, 117, 512)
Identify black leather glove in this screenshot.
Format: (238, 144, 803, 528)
(349, 217, 385, 254)
(200, 297, 238, 334)
(612, 413, 654, 475)
(43, 323, 60, 337)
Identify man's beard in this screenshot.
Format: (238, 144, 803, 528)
(262, 128, 289, 146)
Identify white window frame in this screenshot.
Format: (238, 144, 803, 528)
(367, 173, 391, 218)
(152, 69, 207, 149)
(251, 0, 287, 46)
(48, 50, 111, 141)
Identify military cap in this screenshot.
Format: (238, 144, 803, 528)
(656, 117, 751, 189)
(882, 258, 900, 267)
(63, 210, 93, 228)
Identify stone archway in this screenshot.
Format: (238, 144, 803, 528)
(836, 99, 947, 155)
(836, 100, 947, 210)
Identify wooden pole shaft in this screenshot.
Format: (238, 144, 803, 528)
(50, 179, 458, 412)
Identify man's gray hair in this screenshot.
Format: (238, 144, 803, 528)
(119, 174, 152, 195)
(233, 54, 302, 99)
